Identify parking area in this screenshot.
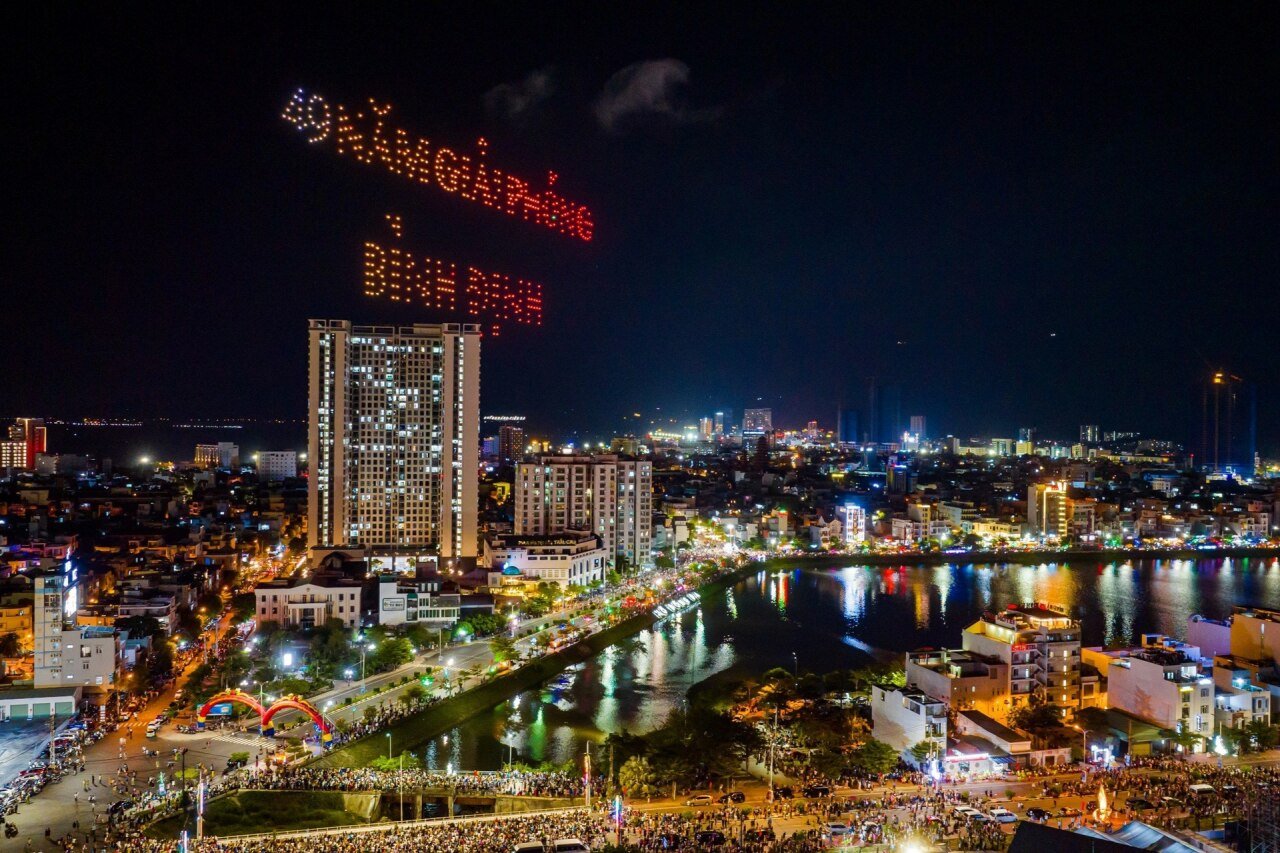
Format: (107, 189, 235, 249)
(0, 719, 57, 789)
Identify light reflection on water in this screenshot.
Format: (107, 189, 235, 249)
(413, 557, 1280, 772)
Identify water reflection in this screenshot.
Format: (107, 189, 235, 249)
(413, 558, 1280, 772)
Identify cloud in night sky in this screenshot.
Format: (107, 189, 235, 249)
(484, 67, 555, 121)
(594, 59, 719, 131)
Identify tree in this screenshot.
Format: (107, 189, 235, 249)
(0, 632, 23, 657)
(851, 738, 899, 776)
(489, 635, 516, 663)
(229, 593, 256, 623)
(909, 740, 940, 766)
(196, 592, 223, 621)
(117, 615, 165, 640)
(618, 755, 659, 799)
(362, 705, 379, 724)
(654, 554, 675, 570)
(1077, 706, 1112, 736)
(399, 683, 426, 710)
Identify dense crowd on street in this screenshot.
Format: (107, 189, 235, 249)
(239, 767, 591, 798)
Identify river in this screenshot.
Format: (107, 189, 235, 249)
(417, 556, 1280, 772)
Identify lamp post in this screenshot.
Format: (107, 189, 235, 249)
(361, 642, 376, 693)
(386, 731, 393, 761)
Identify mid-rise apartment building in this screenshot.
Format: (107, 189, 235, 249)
(962, 603, 1083, 716)
(906, 648, 1009, 720)
(307, 320, 480, 562)
(256, 450, 298, 482)
(514, 454, 652, 568)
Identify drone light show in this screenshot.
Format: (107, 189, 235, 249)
(282, 89, 594, 242)
(364, 215, 543, 336)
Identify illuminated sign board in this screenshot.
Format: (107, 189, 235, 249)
(382, 599, 406, 611)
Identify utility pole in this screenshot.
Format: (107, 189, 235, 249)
(584, 742, 592, 811)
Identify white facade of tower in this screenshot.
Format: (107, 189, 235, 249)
(307, 320, 479, 559)
(514, 454, 652, 568)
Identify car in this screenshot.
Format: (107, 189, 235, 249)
(684, 794, 714, 806)
(717, 791, 745, 804)
(108, 800, 134, 816)
(988, 808, 1018, 824)
(513, 843, 545, 853)
(551, 840, 590, 853)
(822, 823, 851, 837)
(953, 806, 981, 819)
(1057, 806, 1082, 818)
(744, 829, 775, 843)
(693, 830, 725, 846)
(803, 785, 832, 798)
(773, 786, 794, 800)
(226, 756, 248, 770)
(1161, 797, 1183, 808)
(1025, 807, 1051, 821)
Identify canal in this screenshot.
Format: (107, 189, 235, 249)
(417, 556, 1280, 771)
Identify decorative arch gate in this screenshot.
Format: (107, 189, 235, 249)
(195, 690, 333, 744)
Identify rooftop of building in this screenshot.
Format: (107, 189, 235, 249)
(256, 573, 363, 591)
(1232, 604, 1280, 623)
(1129, 647, 1199, 668)
(958, 710, 1030, 745)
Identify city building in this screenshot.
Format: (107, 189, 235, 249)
(498, 424, 526, 464)
(840, 504, 866, 544)
(194, 442, 240, 469)
(483, 529, 607, 589)
(254, 574, 365, 628)
(742, 408, 772, 438)
(255, 450, 298, 482)
(32, 571, 123, 696)
(374, 577, 461, 627)
(962, 603, 1083, 716)
(990, 438, 1014, 457)
(906, 648, 1009, 720)
(713, 411, 726, 437)
(1, 418, 46, 470)
(514, 454, 652, 568)
(870, 685, 947, 767)
(1027, 483, 1099, 540)
(1087, 638, 1213, 744)
(837, 408, 860, 446)
(306, 319, 480, 565)
(1079, 424, 1099, 444)
(1198, 369, 1256, 474)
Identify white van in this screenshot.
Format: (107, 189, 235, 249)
(513, 844, 544, 853)
(552, 840, 590, 853)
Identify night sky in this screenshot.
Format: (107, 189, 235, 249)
(6, 5, 1278, 450)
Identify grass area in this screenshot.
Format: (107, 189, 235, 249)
(147, 790, 374, 838)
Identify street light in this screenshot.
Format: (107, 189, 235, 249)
(360, 642, 376, 693)
(385, 731, 393, 761)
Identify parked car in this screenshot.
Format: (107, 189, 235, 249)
(822, 823, 851, 837)
(684, 794, 714, 806)
(693, 830, 725, 846)
(773, 786, 794, 800)
(1025, 807, 1051, 821)
(717, 791, 745, 804)
(803, 785, 832, 798)
(988, 808, 1018, 824)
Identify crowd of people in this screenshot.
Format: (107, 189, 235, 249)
(239, 767, 592, 798)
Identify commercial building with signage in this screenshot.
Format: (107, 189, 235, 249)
(483, 530, 607, 591)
